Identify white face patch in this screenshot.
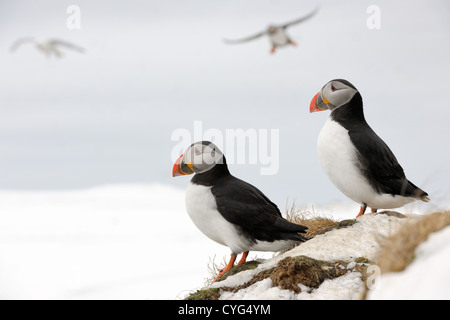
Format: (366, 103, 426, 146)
(321, 80, 358, 111)
(183, 141, 224, 174)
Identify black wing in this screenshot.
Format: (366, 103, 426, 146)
(280, 7, 319, 29)
(10, 37, 35, 53)
(49, 39, 85, 53)
(211, 175, 307, 243)
(349, 125, 428, 199)
(222, 31, 266, 44)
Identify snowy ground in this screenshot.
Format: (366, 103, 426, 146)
(0, 184, 447, 299)
(211, 213, 450, 300)
(0, 184, 220, 299)
(210, 213, 408, 300)
(367, 225, 450, 300)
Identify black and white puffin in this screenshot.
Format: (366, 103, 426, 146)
(172, 141, 308, 282)
(223, 7, 318, 54)
(310, 79, 430, 218)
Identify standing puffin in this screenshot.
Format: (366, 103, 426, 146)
(173, 141, 307, 282)
(310, 79, 429, 218)
(223, 7, 318, 54)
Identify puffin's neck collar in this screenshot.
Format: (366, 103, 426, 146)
(330, 92, 366, 125)
(191, 157, 231, 186)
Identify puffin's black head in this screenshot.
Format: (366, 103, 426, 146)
(172, 141, 225, 177)
(310, 79, 359, 113)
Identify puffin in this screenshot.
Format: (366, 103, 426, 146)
(310, 79, 430, 218)
(223, 7, 318, 54)
(10, 37, 85, 58)
(172, 141, 308, 282)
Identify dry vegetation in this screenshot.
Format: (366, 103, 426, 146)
(376, 210, 450, 273)
(187, 208, 450, 300)
(285, 205, 339, 239)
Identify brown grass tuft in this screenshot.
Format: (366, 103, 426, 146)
(269, 256, 349, 293)
(224, 256, 350, 295)
(285, 205, 339, 239)
(376, 211, 450, 273)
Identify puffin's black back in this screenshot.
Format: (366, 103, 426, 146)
(191, 156, 308, 244)
(331, 93, 428, 199)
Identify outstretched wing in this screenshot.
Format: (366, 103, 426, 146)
(281, 7, 319, 29)
(222, 30, 266, 44)
(10, 37, 35, 53)
(211, 175, 308, 243)
(50, 39, 85, 53)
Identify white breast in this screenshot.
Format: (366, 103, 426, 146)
(185, 182, 251, 254)
(269, 29, 289, 46)
(317, 118, 415, 209)
(184, 182, 298, 253)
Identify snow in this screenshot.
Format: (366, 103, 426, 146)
(220, 278, 295, 300)
(0, 183, 448, 300)
(211, 213, 413, 283)
(0, 184, 232, 299)
(211, 213, 412, 300)
(368, 225, 450, 300)
(219, 273, 365, 300)
(212, 211, 450, 300)
(278, 214, 411, 262)
(296, 273, 365, 300)
(216, 207, 450, 300)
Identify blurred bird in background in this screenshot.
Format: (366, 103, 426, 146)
(223, 7, 318, 54)
(10, 37, 85, 58)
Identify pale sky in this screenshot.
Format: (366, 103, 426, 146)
(0, 0, 449, 210)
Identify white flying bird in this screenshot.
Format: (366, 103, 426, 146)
(223, 7, 319, 54)
(10, 37, 85, 58)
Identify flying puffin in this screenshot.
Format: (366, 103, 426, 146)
(172, 141, 308, 282)
(10, 37, 85, 58)
(310, 79, 430, 218)
(223, 7, 318, 54)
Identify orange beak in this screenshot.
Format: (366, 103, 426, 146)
(172, 154, 194, 177)
(310, 91, 328, 113)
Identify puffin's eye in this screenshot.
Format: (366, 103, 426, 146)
(331, 84, 337, 92)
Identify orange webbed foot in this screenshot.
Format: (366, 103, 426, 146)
(355, 205, 367, 219)
(213, 254, 236, 283)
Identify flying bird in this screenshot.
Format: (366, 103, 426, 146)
(223, 7, 318, 54)
(173, 141, 308, 282)
(10, 37, 85, 58)
(310, 79, 429, 219)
